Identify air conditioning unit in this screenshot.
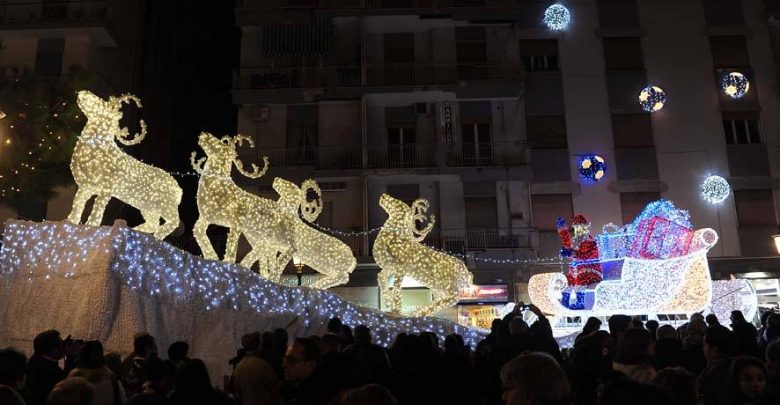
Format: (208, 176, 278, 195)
(249, 106, 269, 123)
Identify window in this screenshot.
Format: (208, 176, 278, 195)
(35, 38, 65, 76)
(603, 38, 644, 70)
(596, 0, 640, 28)
(519, 39, 559, 72)
(287, 105, 318, 165)
(461, 123, 492, 166)
(387, 127, 417, 167)
(701, 0, 745, 26)
(723, 111, 761, 144)
(386, 184, 421, 206)
(384, 33, 414, 64)
(465, 196, 498, 229)
(532, 194, 573, 231)
(710, 36, 750, 68)
(734, 190, 776, 226)
(621, 192, 661, 224)
(612, 114, 653, 147)
(526, 115, 567, 149)
(456, 26, 487, 79)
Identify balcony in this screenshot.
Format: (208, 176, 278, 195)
(366, 144, 436, 169)
(255, 146, 363, 169)
(233, 63, 522, 102)
(238, 0, 523, 7)
(448, 141, 528, 167)
(0, 1, 115, 46)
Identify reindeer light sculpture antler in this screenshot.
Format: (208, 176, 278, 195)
(231, 135, 269, 179)
(299, 179, 323, 223)
(411, 198, 435, 242)
(112, 94, 147, 146)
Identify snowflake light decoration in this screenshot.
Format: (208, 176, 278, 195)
(700, 175, 730, 204)
(721, 72, 750, 99)
(578, 154, 607, 183)
(638, 86, 667, 112)
(543, 4, 571, 30)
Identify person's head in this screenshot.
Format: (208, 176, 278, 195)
(766, 338, 780, 380)
(354, 325, 371, 345)
(491, 318, 502, 334)
(651, 367, 699, 405)
(241, 332, 261, 353)
(645, 320, 659, 332)
(583, 317, 602, 334)
(319, 333, 340, 355)
(327, 317, 343, 334)
(509, 317, 529, 336)
(284, 338, 320, 381)
(657, 325, 679, 341)
(599, 372, 670, 405)
(0, 385, 24, 405)
(500, 352, 570, 405)
(730, 310, 747, 325)
(731, 356, 767, 401)
(75, 341, 105, 370)
(104, 352, 121, 376)
(0, 348, 27, 388)
(615, 328, 654, 365)
(167, 341, 189, 363)
(273, 328, 289, 349)
(142, 357, 177, 395)
(703, 326, 738, 361)
(444, 334, 463, 355)
(705, 314, 720, 327)
(631, 318, 644, 329)
(340, 383, 400, 405)
(133, 333, 157, 358)
(607, 315, 631, 337)
(47, 377, 94, 405)
(761, 311, 773, 328)
(33, 329, 64, 360)
(261, 332, 273, 349)
(175, 359, 213, 396)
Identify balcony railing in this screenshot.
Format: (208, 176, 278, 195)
(234, 63, 522, 90)
(0, 1, 108, 26)
(238, 0, 522, 8)
(448, 141, 528, 166)
(249, 146, 363, 169)
(367, 144, 436, 168)
(234, 66, 361, 90)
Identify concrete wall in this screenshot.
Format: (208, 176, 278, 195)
(639, 0, 740, 256)
(558, 1, 622, 232)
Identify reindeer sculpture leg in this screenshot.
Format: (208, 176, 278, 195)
(193, 218, 218, 260)
(67, 188, 94, 224)
(86, 194, 111, 226)
(155, 208, 180, 240)
(378, 268, 403, 314)
(224, 229, 240, 263)
(412, 288, 458, 317)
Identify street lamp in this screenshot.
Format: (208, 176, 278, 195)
(773, 234, 780, 255)
(292, 255, 304, 286)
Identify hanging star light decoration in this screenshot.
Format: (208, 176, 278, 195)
(543, 4, 571, 30)
(638, 86, 667, 112)
(721, 72, 750, 99)
(373, 194, 474, 317)
(578, 154, 606, 183)
(68, 91, 182, 239)
(700, 175, 731, 204)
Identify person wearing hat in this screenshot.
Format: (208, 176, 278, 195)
(68, 341, 127, 405)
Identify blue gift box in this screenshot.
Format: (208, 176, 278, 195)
(561, 290, 595, 310)
(601, 259, 624, 280)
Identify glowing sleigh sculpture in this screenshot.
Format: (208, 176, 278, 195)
(529, 200, 757, 320)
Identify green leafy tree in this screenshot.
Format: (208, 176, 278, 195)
(0, 66, 96, 216)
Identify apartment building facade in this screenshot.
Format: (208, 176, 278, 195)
(239, 0, 779, 318)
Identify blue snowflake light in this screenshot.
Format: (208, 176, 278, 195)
(721, 72, 750, 99)
(578, 154, 606, 183)
(638, 86, 667, 112)
(701, 175, 730, 204)
(543, 4, 571, 30)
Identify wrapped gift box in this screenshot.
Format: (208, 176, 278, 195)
(561, 290, 595, 310)
(629, 216, 695, 259)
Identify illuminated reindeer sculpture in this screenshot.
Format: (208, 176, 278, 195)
(190, 132, 286, 274)
(269, 178, 356, 288)
(373, 194, 474, 317)
(68, 91, 182, 239)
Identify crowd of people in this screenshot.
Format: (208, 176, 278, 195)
(2, 302, 780, 404)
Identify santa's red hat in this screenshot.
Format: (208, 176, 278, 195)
(572, 214, 589, 225)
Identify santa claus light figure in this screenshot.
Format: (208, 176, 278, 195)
(557, 214, 603, 287)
